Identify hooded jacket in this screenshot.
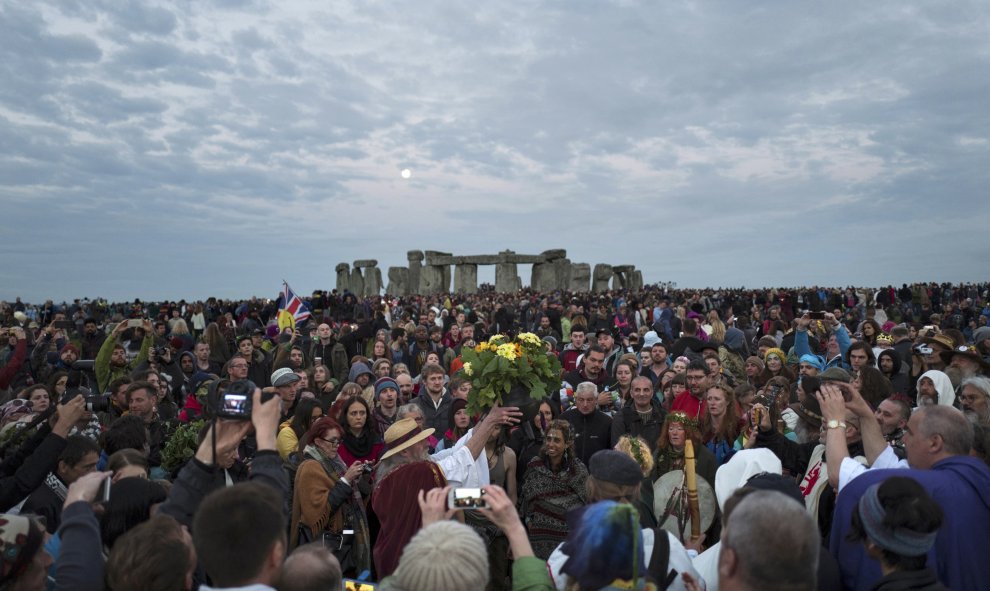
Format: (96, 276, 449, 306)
(347, 362, 375, 386)
(916, 370, 954, 407)
(878, 349, 909, 394)
(558, 343, 588, 374)
(347, 362, 377, 405)
(794, 325, 852, 371)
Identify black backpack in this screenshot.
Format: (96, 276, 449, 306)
(647, 527, 678, 590)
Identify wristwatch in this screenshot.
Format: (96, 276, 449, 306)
(826, 419, 847, 430)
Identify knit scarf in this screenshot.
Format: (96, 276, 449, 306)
(44, 472, 67, 502)
(343, 428, 372, 458)
(302, 445, 362, 507)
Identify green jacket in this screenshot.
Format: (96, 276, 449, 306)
(511, 556, 556, 591)
(95, 332, 152, 393)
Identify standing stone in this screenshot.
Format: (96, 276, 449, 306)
(387, 267, 409, 295)
(531, 262, 556, 292)
(335, 263, 351, 293)
(592, 264, 613, 292)
(570, 263, 591, 292)
(349, 268, 365, 297)
(407, 251, 423, 295)
(454, 264, 478, 294)
(612, 265, 636, 290)
(630, 270, 644, 291)
(495, 263, 521, 293)
(440, 265, 452, 293)
(420, 265, 443, 294)
(552, 258, 572, 291)
(364, 266, 383, 297)
(611, 271, 626, 290)
(353, 259, 378, 268)
(424, 251, 452, 293)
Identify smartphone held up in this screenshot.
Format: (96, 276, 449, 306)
(448, 487, 487, 510)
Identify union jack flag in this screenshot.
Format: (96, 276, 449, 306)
(279, 281, 311, 325)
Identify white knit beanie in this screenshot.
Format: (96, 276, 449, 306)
(390, 521, 488, 591)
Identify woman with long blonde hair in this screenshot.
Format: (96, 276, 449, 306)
(706, 309, 726, 345)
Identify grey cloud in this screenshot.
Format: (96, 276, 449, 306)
(0, 5, 102, 63)
(111, 40, 229, 72)
(64, 81, 168, 123)
(231, 28, 273, 52)
(111, 4, 178, 36)
(2, 0, 989, 301)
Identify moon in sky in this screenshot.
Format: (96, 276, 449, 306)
(400, 168, 412, 179)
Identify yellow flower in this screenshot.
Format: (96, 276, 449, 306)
(463, 362, 473, 376)
(489, 334, 506, 345)
(495, 343, 518, 360)
(518, 332, 542, 347)
(475, 342, 490, 353)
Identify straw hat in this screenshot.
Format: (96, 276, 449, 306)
(380, 417, 435, 461)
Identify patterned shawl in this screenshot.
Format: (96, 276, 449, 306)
(520, 454, 588, 559)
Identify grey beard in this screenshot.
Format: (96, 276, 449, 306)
(943, 366, 974, 388)
(794, 420, 816, 445)
(964, 408, 990, 425)
(374, 448, 432, 486)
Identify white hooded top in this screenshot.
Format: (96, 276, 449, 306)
(917, 369, 955, 407)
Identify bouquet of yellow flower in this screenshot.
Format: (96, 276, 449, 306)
(461, 332, 562, 417)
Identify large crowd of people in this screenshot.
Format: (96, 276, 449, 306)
(0, 281, 988, 590)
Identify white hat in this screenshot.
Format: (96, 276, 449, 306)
(714, 449, 782, 511)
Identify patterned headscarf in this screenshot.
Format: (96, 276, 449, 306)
(0, 400, 32, 428)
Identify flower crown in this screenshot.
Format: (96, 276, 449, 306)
(666, 411, 699, 430)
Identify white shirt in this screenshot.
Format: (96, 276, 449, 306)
(430, 429, 489, 488)
(692, 542, 721, 591)
(838, 445, 907, 491)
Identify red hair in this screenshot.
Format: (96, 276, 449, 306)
(299, 417, 344, 451)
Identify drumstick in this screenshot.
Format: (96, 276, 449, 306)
(684, 440, 702, 541)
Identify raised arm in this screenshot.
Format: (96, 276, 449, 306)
(818, 386, 851, 491)
(462, 406, 522, 460)
(843, 382, 887, 464)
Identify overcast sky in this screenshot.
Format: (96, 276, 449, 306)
(2, 1, 988, 303)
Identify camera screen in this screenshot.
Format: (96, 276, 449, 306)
(222, 393, 248, 415)
(452, 488, 486, 509)
(343, 581, 377, 591)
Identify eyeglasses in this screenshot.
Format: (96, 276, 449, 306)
(229, 363, 248, 369)
(318, 437, 342, 446)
